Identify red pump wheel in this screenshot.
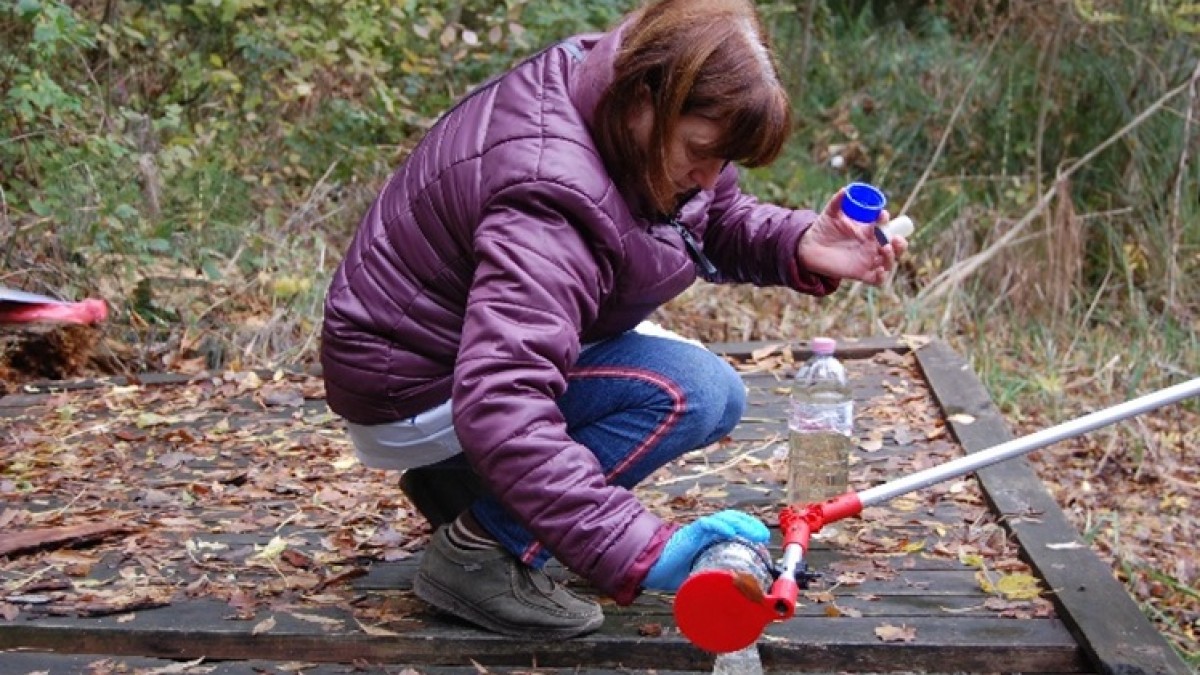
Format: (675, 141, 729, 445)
(674, 569, 781, 654)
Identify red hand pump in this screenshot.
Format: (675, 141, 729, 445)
(674, 377, 1200, 654)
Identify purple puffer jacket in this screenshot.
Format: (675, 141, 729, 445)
(321, 27, 837, 603)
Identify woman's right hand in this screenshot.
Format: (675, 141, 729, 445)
(642, 510, 770, 592)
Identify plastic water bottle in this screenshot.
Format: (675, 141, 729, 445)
(786, 337, 854, 506)
(712, 646, 765, 675)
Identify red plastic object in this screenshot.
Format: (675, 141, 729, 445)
(0, 297, 108, 325)
(674, 569, 783, 654)
(779, 492, 864, 546)
(675, 492, 865, 653)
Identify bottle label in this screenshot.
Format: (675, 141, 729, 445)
(788, 401, 853, 435)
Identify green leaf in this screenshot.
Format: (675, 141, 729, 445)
(201, 258, 223, 281)
(113, 203, 139, 221)
(29, 199, 52, 217)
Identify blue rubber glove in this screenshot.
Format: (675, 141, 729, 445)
(643, 510, 770, 592)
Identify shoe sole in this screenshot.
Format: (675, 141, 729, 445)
(413, 570, 604, 640)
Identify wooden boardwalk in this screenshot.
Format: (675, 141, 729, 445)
(0, 337, 1189, 674)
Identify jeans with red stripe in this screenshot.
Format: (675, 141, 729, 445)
(470, 330, 747, 567)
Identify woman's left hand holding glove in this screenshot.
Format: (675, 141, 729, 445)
(642, 510, 770, 593)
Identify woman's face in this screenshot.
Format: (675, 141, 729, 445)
(630, 105, 727, 202)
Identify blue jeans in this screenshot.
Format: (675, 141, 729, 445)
(471, 331, 747, 566)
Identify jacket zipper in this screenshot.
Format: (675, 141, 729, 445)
(664, 188, 719, 280)
(667, 217, 719, 279)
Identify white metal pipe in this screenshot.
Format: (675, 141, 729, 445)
(856, 377, 1200, 507)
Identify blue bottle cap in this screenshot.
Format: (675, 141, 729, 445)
(842, 183, 887, 224)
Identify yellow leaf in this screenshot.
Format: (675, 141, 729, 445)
(975, 570, 996, 594)
(135, 412, 174, 428)
(272, 276, 312, 298)
(253, 535, 287, 561)
(240, 371, 264, 390)
(995, 573, 1042, 600)
(977, 570, 1042, 599)
(959, 551, 985, 568)
(901, 540, 926, 553)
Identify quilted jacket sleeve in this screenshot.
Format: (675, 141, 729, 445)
(700, 166, 840, 295)
(451, 180, 672, 604)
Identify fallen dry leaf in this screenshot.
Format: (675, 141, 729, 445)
(355, 618, 400, 636)
(251, 615, 276, 635)
(875, 623, 917, 642)
(288, 611, 344, 629)
(976, 571, 1043, 600)
(732, 570, 765, 603)
(638, 622, 664, 637)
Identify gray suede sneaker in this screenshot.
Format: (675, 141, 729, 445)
(413, 527, 604, 639)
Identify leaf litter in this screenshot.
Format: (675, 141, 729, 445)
(1, 370, 426, 631)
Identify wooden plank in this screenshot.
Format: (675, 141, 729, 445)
(0, 599, 1086, 673)
(708, 335, 910, 359)
(2, 365, 325, 396)
(0, 652, 368, 674)
(0, 371, 199, 396)
(0, 652, 691, 675)
(914, 339, 1190, 675)
(761, 616, 1087, 673)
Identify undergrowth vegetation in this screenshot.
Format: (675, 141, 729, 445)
(2, 0, 1197, 663)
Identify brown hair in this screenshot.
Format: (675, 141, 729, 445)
(592, 0, 792, 215)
